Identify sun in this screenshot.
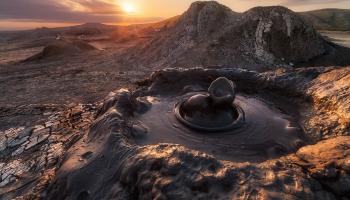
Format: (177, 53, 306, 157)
(122, 2, 136, 14)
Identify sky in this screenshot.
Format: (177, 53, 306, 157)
(0, 0, 350, 30)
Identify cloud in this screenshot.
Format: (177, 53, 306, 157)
(282, 0, 348, 6)
(0, 0, 123, 23)
(0, 0, 349, 24)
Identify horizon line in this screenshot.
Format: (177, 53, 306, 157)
(0, 6, 349, 32)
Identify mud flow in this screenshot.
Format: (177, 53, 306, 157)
(135, 92, 308, 162)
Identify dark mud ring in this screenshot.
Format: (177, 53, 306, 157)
(174, 101, 245, 132)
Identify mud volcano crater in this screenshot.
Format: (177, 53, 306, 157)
(133, 73, 309, 162)
(44, 67, 350, 200)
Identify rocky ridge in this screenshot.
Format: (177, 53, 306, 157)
(122, 1, 329, 71)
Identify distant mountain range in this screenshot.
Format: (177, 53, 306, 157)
(300, 9, 350, 31)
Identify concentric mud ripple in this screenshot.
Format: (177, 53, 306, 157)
(135, 93, 308, 162)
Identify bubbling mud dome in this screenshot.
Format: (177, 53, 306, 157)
(135, 77, 309, 162)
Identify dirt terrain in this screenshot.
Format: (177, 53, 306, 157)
(0, 1, 349, 199)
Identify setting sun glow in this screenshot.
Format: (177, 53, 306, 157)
(122, 2, 137, 14)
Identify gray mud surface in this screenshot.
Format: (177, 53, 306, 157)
(135, 93, 308, 163)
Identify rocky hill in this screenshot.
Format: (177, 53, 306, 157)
(300, 9, 350, 31)
(122, 1, 331, 71)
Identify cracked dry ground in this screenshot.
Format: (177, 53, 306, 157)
(0, 66, 350, 200)
(0, 104, 97, 198)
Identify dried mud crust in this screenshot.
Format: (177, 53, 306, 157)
(306, 68, 350, 139)
(0, 67, 349, 199)
(0, 104, 97, 199)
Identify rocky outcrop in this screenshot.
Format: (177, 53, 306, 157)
(123, 1, 331, 71)
(245, 6, 325, 65)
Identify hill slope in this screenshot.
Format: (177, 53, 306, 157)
(300, 9, 350, 31)
(121, 1, 328, 71)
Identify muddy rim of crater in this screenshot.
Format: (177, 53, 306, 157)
(39, 67, 350, 200)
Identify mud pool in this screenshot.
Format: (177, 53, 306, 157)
(135, 93, 308, 162)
